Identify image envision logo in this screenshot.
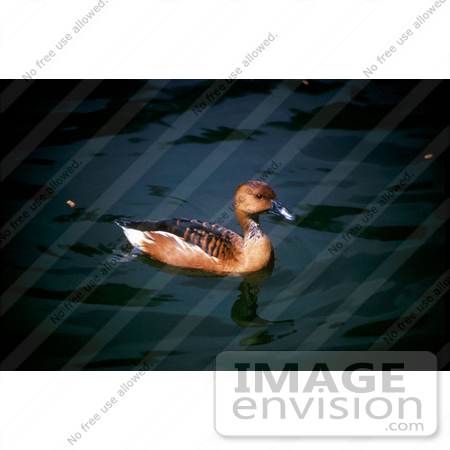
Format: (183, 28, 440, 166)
(214, 351, 437, 436)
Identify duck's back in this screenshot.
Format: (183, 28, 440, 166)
(116, 218, 243, 272)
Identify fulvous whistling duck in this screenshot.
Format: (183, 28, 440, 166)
(115, 181, 298, 274)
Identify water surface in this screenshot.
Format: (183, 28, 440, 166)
(1, 79, 446, 370)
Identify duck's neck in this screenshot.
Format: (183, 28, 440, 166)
(235, 209, 274, 272)
(236, 209, 265, 241)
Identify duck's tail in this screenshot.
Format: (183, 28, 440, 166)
(115, 219, 150, 248)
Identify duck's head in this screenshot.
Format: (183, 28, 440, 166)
(235, 181, 299, 221)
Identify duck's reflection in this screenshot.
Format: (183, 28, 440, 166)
(231, 263, 295, 346)
(132, 253, 295, 346)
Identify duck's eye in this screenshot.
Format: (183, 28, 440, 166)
(255, 194, 264, 200)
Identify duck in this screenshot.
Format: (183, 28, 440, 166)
(115, 181, 298, 274)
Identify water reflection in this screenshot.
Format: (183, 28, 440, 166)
(134, 253, 295, 346)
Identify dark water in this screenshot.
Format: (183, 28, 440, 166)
(1, 79, 447, 370)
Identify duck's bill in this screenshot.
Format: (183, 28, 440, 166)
(267, 200, 299, 221)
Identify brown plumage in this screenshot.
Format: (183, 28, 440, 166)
(116, 181, 298, 274)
